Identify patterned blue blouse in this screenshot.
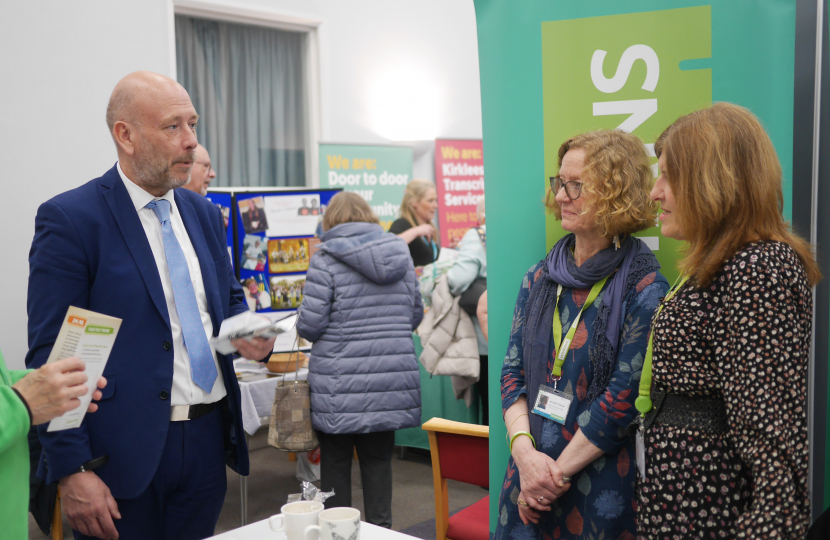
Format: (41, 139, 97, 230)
(495, 261, 668, 540)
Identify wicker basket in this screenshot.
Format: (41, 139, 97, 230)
(266, 351, 308, 373)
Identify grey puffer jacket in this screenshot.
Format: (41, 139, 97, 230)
(297, 222, 424, 434)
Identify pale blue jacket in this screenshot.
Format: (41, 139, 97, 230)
(447, 225, 487, 295)
(297, 222, 423, 434)
(447, 225, 488, 355)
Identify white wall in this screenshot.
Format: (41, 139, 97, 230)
(183, 0, 483, 178)
(0, 0, 482, 369)
(0, 1, 174, 369)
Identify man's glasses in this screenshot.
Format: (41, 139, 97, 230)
(195, 161, 212, 175)
(549, 177, 583, 200)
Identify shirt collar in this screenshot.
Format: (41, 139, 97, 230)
(117, 161, 176, 212)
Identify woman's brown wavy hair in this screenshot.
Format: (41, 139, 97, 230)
(322, 191, 380, 231)
(655, 102, 820, 287)
(545, 130, 658, 238)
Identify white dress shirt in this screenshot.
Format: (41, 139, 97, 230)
(118, 162, 226, 406)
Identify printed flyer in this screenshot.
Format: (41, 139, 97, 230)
(46, 307, 122, 432)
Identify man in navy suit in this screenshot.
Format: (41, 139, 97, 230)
(26, 71, 275, 540)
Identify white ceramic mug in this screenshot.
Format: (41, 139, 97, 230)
(269, 500, 324, 540)
(304, 507, 361, 540)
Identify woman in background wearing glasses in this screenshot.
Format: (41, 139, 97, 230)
(495, 130, 668, 540)
(637, 103, 819, 539)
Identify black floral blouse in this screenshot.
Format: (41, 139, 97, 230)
(637, 241, 812, 539)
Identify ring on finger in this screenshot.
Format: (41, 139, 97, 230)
(538, 496, 545, 502)
(517, 499, 529, 507)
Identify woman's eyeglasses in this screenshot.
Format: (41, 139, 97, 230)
(549, 177, 583, 200)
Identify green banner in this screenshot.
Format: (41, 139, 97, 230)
(318, 143, 413, 231)
(542, 6, 713, 286)
(475, 0, 796, 532)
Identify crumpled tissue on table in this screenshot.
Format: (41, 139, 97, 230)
(287, 481, 334, 504)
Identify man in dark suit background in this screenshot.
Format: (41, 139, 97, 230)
(26, 71, 275, 540)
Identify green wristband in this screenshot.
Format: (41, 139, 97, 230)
(509, 431, 536, 453)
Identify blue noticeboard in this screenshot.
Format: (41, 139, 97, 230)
(206, 187, 341, 315)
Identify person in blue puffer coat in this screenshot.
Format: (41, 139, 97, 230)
(297, 191, 423, 528)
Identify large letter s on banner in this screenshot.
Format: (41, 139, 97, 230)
(591, 45, 659, 93)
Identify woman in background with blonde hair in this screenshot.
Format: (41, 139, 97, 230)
(637, 102, 820, 539)
(389, 178, 440, 266)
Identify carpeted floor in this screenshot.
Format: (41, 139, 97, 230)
(29, 429, 486, 539)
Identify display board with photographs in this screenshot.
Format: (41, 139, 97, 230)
(226, 188, 341, 314)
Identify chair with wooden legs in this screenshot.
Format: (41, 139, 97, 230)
(422, 417, 489, 540)
(52, 485, 63, 540)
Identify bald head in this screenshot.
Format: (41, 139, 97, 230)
(107, 71, 186, 135)
(107, 71, 200, 196)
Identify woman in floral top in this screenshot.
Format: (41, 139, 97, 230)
(495, 130, 668, 540)
(638, 103, 820, 538)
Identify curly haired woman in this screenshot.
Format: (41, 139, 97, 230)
(495, 130, 668, 540)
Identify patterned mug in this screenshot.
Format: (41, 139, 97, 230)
(304, 507, 361, 540)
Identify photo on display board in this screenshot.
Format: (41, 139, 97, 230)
(262, 194, 320, 237)
(268, 238, 310, 274)
(296, 197, 321, 216)
(239, 196, 269, 234)
(241, 273, 272, 312)
(241, 235, 268, 271)
(214, 204, 230, 229)
(270, 274, 306, 310)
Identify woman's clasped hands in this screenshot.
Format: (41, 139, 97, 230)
(511, 440, 571, 525)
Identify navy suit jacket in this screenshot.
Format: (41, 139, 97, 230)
(26, 165, 250, 499)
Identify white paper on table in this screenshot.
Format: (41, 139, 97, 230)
(46, 306, 122, 432)
(233, 358, 270, 374)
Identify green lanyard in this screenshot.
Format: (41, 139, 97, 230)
(634, 274, 689, 416)
(551, 276, 609, 380)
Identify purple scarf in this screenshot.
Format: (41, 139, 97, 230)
(522, 234, 659, 410)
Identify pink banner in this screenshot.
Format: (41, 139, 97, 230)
(434, 139, 485, 247)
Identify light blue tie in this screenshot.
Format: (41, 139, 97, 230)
(147, 199, 217, 392)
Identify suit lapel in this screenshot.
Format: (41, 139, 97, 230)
(101, 168, 171, 329)
(176, 191, 223, 334)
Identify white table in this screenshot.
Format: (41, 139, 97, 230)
(235, 362, 310, 526)
(209, 518, 419, 540)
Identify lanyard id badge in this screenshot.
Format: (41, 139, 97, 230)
(633, 273, 689, 481)
(532, 276, 609, 424)
(551, 277, 608, 376)
(636, 417, 646, 481)
(533, 384, 574, 424)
